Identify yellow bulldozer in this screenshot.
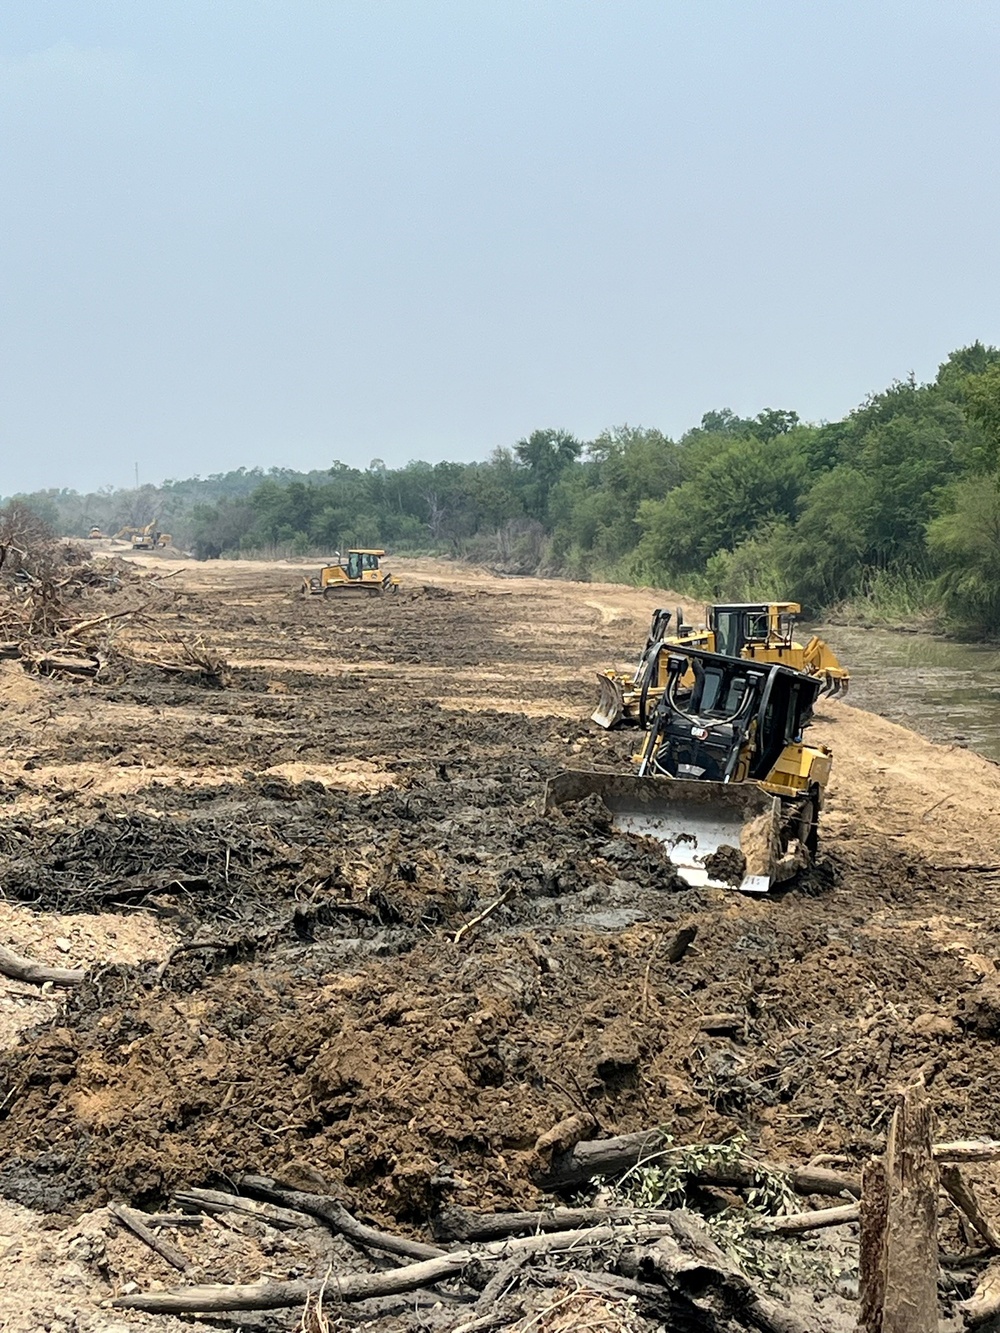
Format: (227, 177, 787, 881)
(593, 601, 848, 729)
(302, 549, 400, 598)
(549, 643, 832, 893)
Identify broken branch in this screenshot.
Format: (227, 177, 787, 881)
(237, 1174, 443, 1260)
(0, 943, 84, 987)
(113, 1220, 679, 1313)
(536, 1128, 861, 1196)
(451, 885, 515, 945)
(752, 1202, 859, 1235)
(940, 1164, 1000, 1251)
(172, 1187, 318, 1231)
(109, 1204, 194, 1274)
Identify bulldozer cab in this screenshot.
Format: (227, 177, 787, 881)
(641, 647, 821, 785)
(345, 550, 385, 580)
(707, 602, 800, 657)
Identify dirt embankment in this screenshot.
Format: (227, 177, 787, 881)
(0, 556, 998, 1326)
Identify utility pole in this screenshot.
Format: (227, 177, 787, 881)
(134, 462, 139, 490)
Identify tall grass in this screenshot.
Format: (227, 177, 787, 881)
(828, 567, 940, 629)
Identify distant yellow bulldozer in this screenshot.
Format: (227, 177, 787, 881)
(593, 601, 848, 729)
(302, 549, 400, 598)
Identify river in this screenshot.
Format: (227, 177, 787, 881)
(812, 622, 1000, 763)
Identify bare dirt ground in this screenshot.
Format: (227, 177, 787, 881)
(1, 553, 999, 1329)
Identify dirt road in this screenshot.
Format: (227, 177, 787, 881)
(0, 555, 998, 1328)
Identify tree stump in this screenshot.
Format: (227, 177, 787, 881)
(858, 1082, 938, 1333)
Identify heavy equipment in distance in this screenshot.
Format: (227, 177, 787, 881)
(550, 644, 832, 893)
(302, 549, 400, 598)
(113, 523, 172, 551)
(593, 601, 849, 729)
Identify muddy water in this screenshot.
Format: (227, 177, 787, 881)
(813, 622, 1000, 762)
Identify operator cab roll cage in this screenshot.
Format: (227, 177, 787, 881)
(708, 603, 799, 658)
(344, 551, 384, 579)
(639, 645, 821, 783)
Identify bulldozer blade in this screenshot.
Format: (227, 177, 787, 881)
(591, 673, 627, 730)
(543, 770, 782, 893)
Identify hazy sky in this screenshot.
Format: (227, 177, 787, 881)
(3, 2, 998, 493)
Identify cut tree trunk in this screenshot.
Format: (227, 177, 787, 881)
(859, 1159, 889, 1333)
(858, 1083, 939, 1333)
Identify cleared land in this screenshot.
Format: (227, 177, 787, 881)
(0, 555, 998, 1330)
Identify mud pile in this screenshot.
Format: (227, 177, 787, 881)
(0, 565, 998, 1253)
(0, 816, 991, 1230)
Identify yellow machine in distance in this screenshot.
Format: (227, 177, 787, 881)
(302, 549, 400, 598)
(551, 644, 833, 893)
(113, 523, 171, 550)
(593, 601, 849, 729)
(131, 523, 171, 551)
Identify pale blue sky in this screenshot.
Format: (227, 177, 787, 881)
(2, 1, 998, 492)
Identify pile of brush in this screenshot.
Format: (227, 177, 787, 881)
(0, 503, 226, 686)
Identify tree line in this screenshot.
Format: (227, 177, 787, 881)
(11, 342, 1000, 636)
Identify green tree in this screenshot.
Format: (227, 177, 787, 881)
(513, 428, 581, 520)
(927, 477, 1000, 636)
(635, 432, 808, 580)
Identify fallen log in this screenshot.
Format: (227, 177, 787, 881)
(112, 1220, 680, 1313)
(0, 943, 84, 987)
(537, 1129, 860, 1196)
(752, 1202, 859, 1236)
(237, 1174, 443, 1260)
(940, 1164, 1000, 1251)
(172, 1187, 318, 1231)
(434, 1203, 678, 1243)
(934, 1140, 1000, 1164)
(436, 1198, 859, 1246)
(625, 1213, 812, 1333)
(28, 652, 101, 678)
(109, 1204, 194, 1275)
